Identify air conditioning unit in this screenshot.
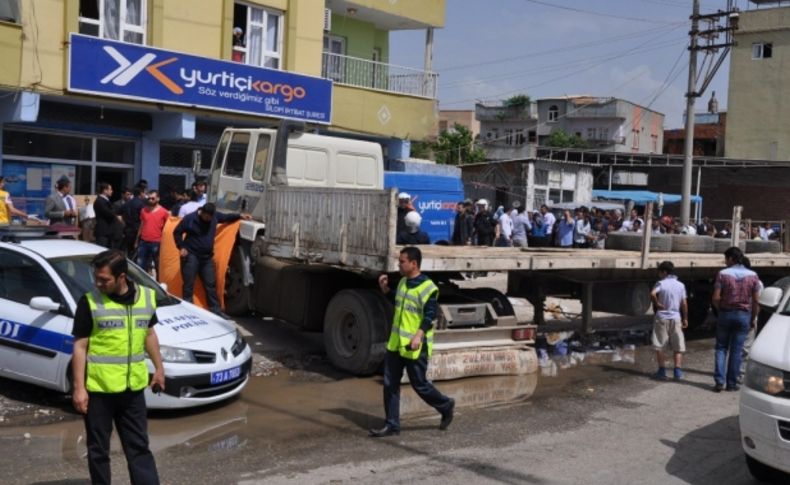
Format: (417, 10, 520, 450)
(323, 8, 332, 31)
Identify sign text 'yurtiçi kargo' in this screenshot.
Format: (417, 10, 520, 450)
(68, 34, 332, 123)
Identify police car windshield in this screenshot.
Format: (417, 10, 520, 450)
(48, 255, 175, 306)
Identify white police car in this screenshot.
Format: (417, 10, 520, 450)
(0, 238, 252, 409)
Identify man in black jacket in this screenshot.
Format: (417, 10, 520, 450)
(173, 203, 250, 317)
(93, 183, 122, 249)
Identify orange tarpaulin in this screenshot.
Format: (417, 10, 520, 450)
(159, 216, 241, 311)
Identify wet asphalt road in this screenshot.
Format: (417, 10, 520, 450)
(0, 308, 777, 485)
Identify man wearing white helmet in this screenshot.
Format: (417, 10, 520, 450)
(396, 192, 414, 238)
(473, 199, 497, 246)
(397, 211, 430, 245)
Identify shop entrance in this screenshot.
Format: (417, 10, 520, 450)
(96, 167, 134, 202)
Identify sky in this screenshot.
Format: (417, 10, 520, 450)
(390, 0, 751, 129)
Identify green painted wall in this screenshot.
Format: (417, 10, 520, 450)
(328, 13, 388, 62)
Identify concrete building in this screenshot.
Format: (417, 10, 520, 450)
(0, 0, 443, 215)
(536, 96, 664, 154)
(437, 110, 479, 139)
(474, 101, 537, 161)
(725, 1, 790, 160)
(461, 159, 594, 212)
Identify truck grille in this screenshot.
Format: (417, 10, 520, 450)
(779, 420, 790, 442)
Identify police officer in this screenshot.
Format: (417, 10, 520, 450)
(370, 246, 454, 437)
(71, 249, 165, 484)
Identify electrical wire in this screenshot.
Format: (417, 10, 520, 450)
(517, 0, 682, 24)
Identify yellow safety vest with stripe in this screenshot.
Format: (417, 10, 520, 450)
(386, 277, 439, 360)
(0, 190, 10, 224)
(85, 285, 157, 393)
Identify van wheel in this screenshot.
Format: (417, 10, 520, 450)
(464, 288, 515, 316)
(746, 454, 783, 482)
(224, 247, 250, 316)
(324, 290, 391, 375)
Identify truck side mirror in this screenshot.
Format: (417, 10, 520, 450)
(759, 287, 783, 309)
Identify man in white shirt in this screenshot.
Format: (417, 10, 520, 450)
(759, 222, 774, 241)
(496, 210, 513, 247)
(573, 210, 591, 248)
(540, 204, 556, 239)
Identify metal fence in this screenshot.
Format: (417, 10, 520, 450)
(321, 52, 438, 99)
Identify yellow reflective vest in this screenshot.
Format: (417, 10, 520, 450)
(386, 277, 439, 360)
(0, 190, 10, 224)
(85, 285, 157, 393)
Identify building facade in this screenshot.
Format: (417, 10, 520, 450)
(474, 101, 537, 161)
(536, 96, 664, 154)
(437, 109, 479, 139)
(0, 0, 443, 216)
(664, 112, 727, 156)
(461, 159, 594, 212)
(725, 2, 790, 160)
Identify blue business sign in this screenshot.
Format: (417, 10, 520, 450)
(68, 34, 332, 123)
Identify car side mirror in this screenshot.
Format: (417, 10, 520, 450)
(758, 287, 783, 309)
(29, 296, 62, 313)
(159, 282, 168, 293)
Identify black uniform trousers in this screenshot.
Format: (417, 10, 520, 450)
(84, 389, 159, 485)
(382, 349, 453, 431)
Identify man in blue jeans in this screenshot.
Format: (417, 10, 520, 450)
(711, 246, 762, 392)
(173, 203, 250, 318)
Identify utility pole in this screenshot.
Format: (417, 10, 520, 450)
(680, 0, 739, 227)
(681, 0, 700, 228)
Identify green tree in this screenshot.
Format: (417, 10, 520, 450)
(503, 94, 531, 108)
(545, 128, 590, 149)
(433, 123, 486, 165)
(409, 140, 433, 159)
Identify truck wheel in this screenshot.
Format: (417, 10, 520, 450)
(713, 239, 745, 253)
(324, 290, 390, 375)
(224, 247, 250, 316)
(465, 288, 515, 316)
(671, 235, 714, 253)
(687, 290, 711, 329)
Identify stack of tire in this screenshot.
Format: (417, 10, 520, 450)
(712, 239, 746, 254)
(671, 235, 715, 253)
(605, 231, 672, 252)
(744, 239, 781, 254)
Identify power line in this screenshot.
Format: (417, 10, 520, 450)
(436, 22, 684, 73)
(517, 0, 681, 24)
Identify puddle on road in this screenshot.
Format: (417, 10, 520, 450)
(0, 344, 655, 471)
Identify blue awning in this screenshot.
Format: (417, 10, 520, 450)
(592, 190, 702, 205)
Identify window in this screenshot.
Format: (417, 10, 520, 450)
(0, 249, 63, 307)
(752, 42, 773, 60)
(548, 105, 559, 122)
(632, 129, 640, 150)
(0, 0, 20, 23)
(651, 134, 658, 153)
(79, 0, 146, 44)
(505, 129, 514, 146)
(599, 128, 610, 142)
(322, 35, 346, 82)
(96, 139, 135, 165)
(528, 130, 537, 143)
(251, 134, 271, 181)
(587, 128, 596, 140)
(515, 129, 525, 145)
(223, 133, 250, 178)
(534, 169, 549, 186)
(234, 3, 284, 69)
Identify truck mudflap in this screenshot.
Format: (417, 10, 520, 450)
(401, 344, 538, 383)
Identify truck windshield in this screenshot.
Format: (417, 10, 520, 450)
(48, 255, 176, 307)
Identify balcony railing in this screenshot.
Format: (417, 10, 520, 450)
(321, 52, 437, 99)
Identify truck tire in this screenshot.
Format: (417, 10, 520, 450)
(605, 232, 672, 252)
(713, 239, 745, 254)
(464, 288, 515, 316)
(324, 289, 391, 375)
(687, 288, 712, 330)
(671, 235, 714, 253)
(593, 282, 651, 315)
(224, 246, 251, 316)
(744, 239, 781, 254)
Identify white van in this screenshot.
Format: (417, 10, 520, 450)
(739, 278, 790, 481)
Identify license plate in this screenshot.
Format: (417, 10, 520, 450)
(210, 366, 241, 385)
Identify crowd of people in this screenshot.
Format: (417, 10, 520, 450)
(444, 199, 782, 249)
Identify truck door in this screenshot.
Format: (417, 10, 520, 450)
(212, 131, 272, 215)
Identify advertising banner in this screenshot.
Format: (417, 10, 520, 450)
(68, 34, 332, 123)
